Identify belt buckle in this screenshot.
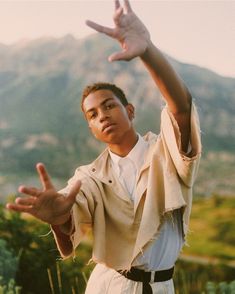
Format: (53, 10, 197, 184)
(150, 271, 155, 283)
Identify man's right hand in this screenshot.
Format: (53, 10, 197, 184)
(6, 163, 81, 226)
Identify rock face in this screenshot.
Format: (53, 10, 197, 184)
(0, 34, 234, 196)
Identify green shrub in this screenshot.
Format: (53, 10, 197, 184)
(0, 277, 21, 294)
(204, 280, 235, 293)
(0, 204, 93, 293)
(0, 239, 18, 284)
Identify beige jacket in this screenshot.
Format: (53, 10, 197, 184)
(54, 104, 201, 270)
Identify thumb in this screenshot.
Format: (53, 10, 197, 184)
(66, 180, 82, 204)
(108, 50, 133, 62)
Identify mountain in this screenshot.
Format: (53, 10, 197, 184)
(0, 34, 234, 196)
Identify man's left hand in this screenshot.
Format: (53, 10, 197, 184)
(86, 0, 151, 62)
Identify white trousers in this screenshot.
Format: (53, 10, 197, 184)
(85, 264, 175, 294)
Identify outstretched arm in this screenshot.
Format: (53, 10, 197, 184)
(86, 0, 192, 152)
(6, 163, 81, 255)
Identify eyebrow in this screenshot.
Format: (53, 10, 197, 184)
(85, 97, 116, 114)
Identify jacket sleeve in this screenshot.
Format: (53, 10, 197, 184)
(160, 102, 202, 187)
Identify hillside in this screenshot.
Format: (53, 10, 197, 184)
(0, 34, 234, 197)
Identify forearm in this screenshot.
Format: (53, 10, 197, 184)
(51, 216, 74, 257)
(140, 41, 192, 152)
(140, 41, 191, 114)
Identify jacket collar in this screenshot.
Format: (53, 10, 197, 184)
(85, 131, 158, 185)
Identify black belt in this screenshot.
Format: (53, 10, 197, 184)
(117, 266, 174, 294)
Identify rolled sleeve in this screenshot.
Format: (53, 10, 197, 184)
(160, 102, 202, 187)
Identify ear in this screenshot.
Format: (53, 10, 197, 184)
(126, 104, 135, 121)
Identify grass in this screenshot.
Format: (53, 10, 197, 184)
(182, 195, 235, 262)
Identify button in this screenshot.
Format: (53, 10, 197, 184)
(108, 180, 112, 183)
(92, 168, 96, 172)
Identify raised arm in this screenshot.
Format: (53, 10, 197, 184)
(86, 0, 192, 152)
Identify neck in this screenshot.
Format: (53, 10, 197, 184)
(108, 131, 138, 157)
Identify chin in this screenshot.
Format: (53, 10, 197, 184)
(102, 135, 122, 145)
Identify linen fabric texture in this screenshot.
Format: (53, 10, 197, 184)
(85, 263, 175, 294)
(109, 134, 184, 271)
(53, 103, 201, 271)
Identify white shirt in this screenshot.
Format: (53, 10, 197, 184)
(109, 134, 184, 271)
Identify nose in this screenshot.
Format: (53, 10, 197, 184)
(98, 109, 110, 122)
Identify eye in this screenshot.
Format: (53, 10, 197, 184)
(105, 103, 115, 110)
(88, 112, 97, 120)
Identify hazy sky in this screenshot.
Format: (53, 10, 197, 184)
(0, 0, 234, 78)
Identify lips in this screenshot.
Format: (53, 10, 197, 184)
(102, 122, 116, 132)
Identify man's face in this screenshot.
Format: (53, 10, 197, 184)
(83, 89, 135, 145)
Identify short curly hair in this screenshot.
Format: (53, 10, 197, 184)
(81, 82, 129, 112)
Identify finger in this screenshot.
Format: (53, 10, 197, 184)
(124, 0, 132, 13)
(85, 20, 114, 36)
(113, 6, 124, 26)
(6, 203, 33, 213)
(36, 163, 54, 190)
(67, 180, 82, 204)
(115, 0, 121, 10)
(18, 185, 41, 197)
(15, 196, 37, 206)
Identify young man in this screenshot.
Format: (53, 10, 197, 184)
(7, 1, 201, 293)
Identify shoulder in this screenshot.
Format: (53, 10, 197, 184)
(71, 148, 111, 188)
(78, 148, 109, 174)
(143, 131, 159, 143)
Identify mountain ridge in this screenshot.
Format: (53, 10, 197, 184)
(0, 34, 234, 196)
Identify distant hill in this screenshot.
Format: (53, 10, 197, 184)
(0, 34, 234, 196)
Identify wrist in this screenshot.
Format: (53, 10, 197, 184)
(51, 212, 73, 234)
(140, 40, 155, 60)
